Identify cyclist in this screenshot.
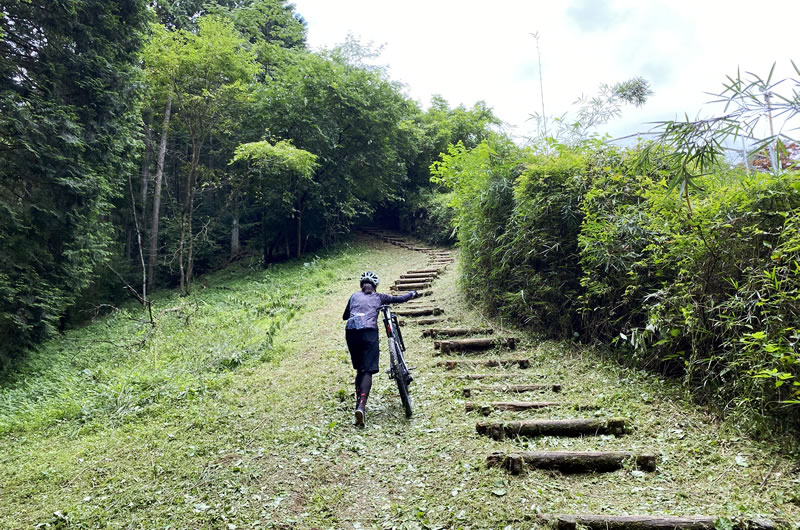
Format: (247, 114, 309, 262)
(343, 271, 417, 426)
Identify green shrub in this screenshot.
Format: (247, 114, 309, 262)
(492, 147, 589, 336)
(438, 134, 800, 431)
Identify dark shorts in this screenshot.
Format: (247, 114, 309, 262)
(345, 328, 380, 374)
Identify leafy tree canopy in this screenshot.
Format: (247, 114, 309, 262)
(0, 0, 150, 356)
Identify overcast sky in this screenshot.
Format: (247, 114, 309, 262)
(291, 0, 799, 142)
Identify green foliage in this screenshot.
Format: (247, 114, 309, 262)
(230, 140, 318, 249)
(439, 133, 800, 430)
(638, 62, 800, 207)
(0, 0, 149, 358)
(430, 134, 526, 309)
(0, 0, 498, 360)
(218, 0, 307, 49)
(409, 97, 501, 187)
(257, 48, 418, 241)
(397, 189, 457, 246)
(232, 139, 318, 178)
(530, 76, 653, 146)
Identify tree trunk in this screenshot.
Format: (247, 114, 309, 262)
(128, 170, 153, 324)
(140, 120, 152, 234)
(147, 95, 172, 291)
(295, 210, 302, 258)
(180, 142, 200, 295)
(178, 210, 186, 295)
(231, 215, 240, 258)
(262, 208, 269, 269)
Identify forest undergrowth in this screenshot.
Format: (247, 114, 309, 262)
(1, 236, 798, 528)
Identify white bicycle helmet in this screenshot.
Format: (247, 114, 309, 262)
(360, 271, 380, 287)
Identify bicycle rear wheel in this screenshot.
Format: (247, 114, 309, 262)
(390, 339, 413, 418)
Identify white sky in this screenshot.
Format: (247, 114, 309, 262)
(291, 0, 800, 142)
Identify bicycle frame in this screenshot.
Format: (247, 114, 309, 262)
(378, 304, 413, 417)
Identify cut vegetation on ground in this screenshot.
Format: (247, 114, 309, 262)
(1, 235, 798, 528)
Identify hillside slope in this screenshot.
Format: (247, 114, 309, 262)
(1, 235, 798, 528)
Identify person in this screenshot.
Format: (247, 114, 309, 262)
(342, 271, 417, 427)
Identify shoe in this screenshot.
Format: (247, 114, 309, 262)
(354, 405, 365, 427)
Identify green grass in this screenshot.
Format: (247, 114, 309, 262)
(0, 248, 357, 437)
(1, 236, 799, 529)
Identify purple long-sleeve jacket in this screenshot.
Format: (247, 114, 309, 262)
(342, 291, 414, 329)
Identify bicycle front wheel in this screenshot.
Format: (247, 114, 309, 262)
(390, 339, 413, 418)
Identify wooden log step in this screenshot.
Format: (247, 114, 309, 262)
(463, 384, 560, 397)
(395, 278, 434, 285)
(487, 451, 656, 475)
(406, 300, 436, 306)
(437, 337, 517, 353)
(466, 401, 561, 415)
(456, 373, 524, 380)
(409, 317, 446, 325)
(546, 515, 784, 530)
(394, 282, 431, 291)
(407, 268, 442, 274)
(400, 279, 436, 286)
(410, 247, 432, 251)
(465, 401, 599, 414)
(438, 359, 530, 370)
(422, 327, 494, 338)
(400, 273, 438, 279)
(394, 307, 443, 317)
(476, 418, 626, 440)
(391, 289, 433, 298)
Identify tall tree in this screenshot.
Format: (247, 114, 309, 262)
(143, 17, 258, 294)
(230, 140, 318, 264)
(259, 48, 417, 245)
(0, 0, 149, 357)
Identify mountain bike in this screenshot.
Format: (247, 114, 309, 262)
(378, 304, 413, 418)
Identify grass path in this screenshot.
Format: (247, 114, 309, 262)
(1, 235, 799, 528)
